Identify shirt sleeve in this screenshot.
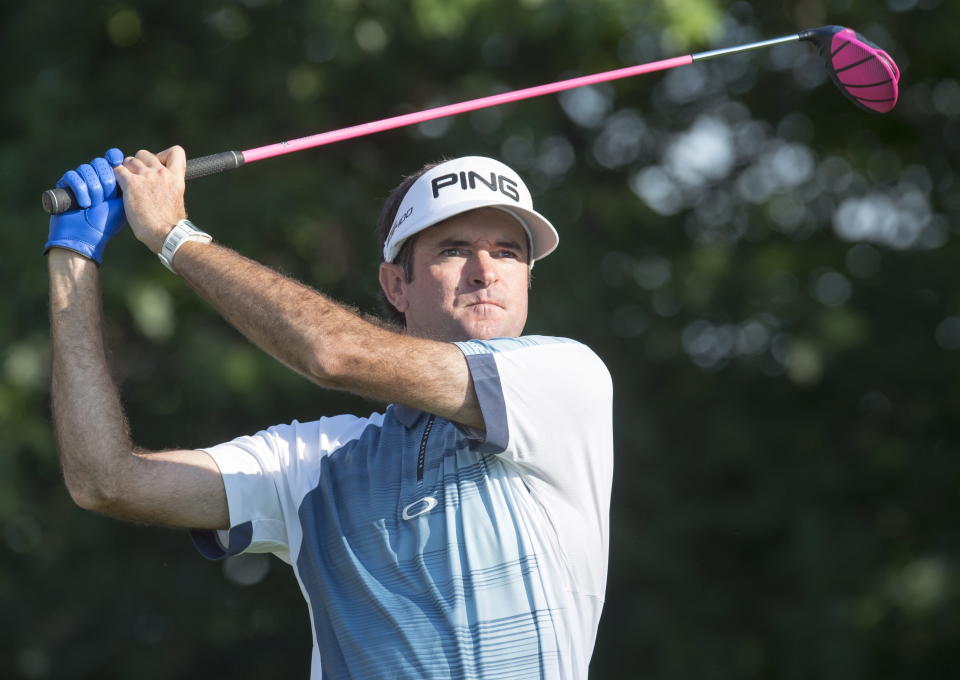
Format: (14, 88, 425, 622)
(454, 335, 614, 499)
(190, 414, 379, 563)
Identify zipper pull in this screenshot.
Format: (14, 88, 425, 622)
(417, 414, 436, 483)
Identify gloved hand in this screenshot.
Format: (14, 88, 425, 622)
(44, 148, 126, 265)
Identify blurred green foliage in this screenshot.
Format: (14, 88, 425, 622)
(2, 0, 959, 677)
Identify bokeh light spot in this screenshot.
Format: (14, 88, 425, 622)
(354, 18, 388, 54)
(106, 7, 142, 48)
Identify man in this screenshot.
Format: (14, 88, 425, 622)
(47, 146, 613, 679)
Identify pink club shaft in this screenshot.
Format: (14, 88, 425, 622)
(40, 53, 693, 213)
(241, 55, 693, 163)
(42, 25, 898, 215)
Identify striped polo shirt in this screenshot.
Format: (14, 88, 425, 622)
(191, 335, 613, 679)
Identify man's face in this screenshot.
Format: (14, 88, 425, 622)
(379, 207, 531, 341)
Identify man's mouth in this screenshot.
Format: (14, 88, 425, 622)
(468, 299, 505, 310)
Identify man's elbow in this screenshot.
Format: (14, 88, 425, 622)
(64, 476, 116, 514)
(305, 349, 351, 390)
(303, 321, 390, 390)
(62, 464, 131, 516)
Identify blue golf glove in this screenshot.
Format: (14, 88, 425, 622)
(45, 148, 126, 265)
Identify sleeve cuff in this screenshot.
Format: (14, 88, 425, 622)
(190, 521, 254, 561)
(458, 350, 510, 454)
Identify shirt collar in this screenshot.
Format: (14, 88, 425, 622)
(391, 403, 426, 429)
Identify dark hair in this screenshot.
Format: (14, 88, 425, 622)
(376, 160, 446, 327)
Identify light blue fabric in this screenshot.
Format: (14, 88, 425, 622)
(192, 335, 613, 679)
(294, 409, 559, 679)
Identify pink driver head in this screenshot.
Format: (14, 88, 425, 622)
(801, 25, 900, 114)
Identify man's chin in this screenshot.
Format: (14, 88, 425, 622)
(459, 318, 522, 341)
(406, 311, 524, 342)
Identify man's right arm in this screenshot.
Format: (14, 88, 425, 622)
(49, 249, 229, 529)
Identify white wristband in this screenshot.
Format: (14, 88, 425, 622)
(158, 219, 212, 273)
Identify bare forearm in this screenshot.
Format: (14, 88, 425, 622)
(110, 146, 481, 425)
(48, 250, 135, 508)
(172, 241, 483, 426)
(174, 241, 360, 383)
(47, 250, 230, 528)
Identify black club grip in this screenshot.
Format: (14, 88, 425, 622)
(184, 150, 245, 180)
(41, 150, 245, 214)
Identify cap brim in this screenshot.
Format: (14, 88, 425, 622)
(397, 199, 559, 263)
(487, 205, 559, 262)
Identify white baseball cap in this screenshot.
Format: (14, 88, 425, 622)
(382, 156, 559, 264)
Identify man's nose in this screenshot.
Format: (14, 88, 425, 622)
(469, 250, 499, 286)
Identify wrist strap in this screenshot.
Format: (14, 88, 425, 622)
(158, 219, 212, 273)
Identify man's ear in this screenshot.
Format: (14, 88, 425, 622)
(379, 262, 409, 314)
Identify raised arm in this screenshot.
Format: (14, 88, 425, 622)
(46, 153, 229, 529)
(114, 147, 483, 428)
(49, 251, 229, 528)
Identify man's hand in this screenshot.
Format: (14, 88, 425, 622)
(114, 147, 188, 254)
(44, 148, 126, 265)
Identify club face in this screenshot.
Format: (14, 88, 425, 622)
(801, 25, 900, 114)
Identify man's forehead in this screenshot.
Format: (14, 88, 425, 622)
(418, 208, 530, 249)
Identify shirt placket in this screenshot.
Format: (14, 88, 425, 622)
(400, 414, 443, 521)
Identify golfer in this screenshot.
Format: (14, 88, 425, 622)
(46, 146, 613, 679)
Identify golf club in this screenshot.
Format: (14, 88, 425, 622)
(42, 25, 899, 214)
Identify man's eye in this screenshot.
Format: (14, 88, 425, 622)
(496, 250, 520, 259)
(441, 248, 467, 257)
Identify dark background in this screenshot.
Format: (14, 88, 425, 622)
(2, 0, 958, 677)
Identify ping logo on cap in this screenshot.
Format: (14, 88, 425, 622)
(382, 156, 558, 265)
(431, 170, 521, 203)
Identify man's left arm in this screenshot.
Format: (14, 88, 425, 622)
(114, 147, 483, 428)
